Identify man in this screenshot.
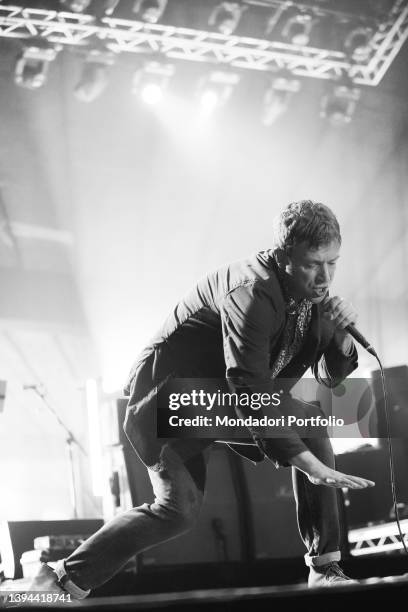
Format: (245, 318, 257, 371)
(31, 200, 374, 597)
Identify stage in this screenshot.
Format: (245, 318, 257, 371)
(1, 552, 408, 609)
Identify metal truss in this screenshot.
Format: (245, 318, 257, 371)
(348, 519, 408, 556)
(0, 2, 408, 86)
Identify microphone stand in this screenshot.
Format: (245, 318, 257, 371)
(26, 385, 88, 520)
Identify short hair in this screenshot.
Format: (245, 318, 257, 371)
(273, 200, 341, 252)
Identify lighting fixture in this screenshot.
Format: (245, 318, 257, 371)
(262, 76, 301, 126)
(208, 2, 246, 36)
(133, 0, 168, 24)
(14, 39, 59, 89)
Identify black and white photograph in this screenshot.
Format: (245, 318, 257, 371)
(1, 0, 408, 609)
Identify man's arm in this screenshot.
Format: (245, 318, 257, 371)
(290, 450, 374, 489)
(221, 282, 309, 466)
(221, 286, 374, 489)
(313, 296, 358, 387)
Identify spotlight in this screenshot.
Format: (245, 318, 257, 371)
(141, 82, 163, 105)
(14, 39, 59, 90)
(102, 0, 121, 16)
(74, 49, 115, 102)
(93, 0, 122, 17)
(262, 76, 301, 126)
(132, 61, 174, 105)
(133, 0, 168, 24)
(208, 2, 246, 36)
(344, 27, 374, 63)
(59, 0, 92, 12)
(321, 83, 360, 126)
(200, 89, 220, 114)
(197, 71, 240, 114)
(281, 13, 317, 46)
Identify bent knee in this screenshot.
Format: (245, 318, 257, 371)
(150, 502, 200, 535)
(170, 510, 198, 535)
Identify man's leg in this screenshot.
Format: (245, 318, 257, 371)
(30, 442, 210, 597)
(286, 399, 355, 586)
(291, 435, 341, 567)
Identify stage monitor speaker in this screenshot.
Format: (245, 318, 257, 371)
(336, 445, 408, 529)
(241, 460, 305, 560)
(372, 365, 408, 440)
(0, 519, 104, 579)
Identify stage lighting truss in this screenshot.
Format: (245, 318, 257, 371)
(348, 519, 408, 556)
(14, 37, 60, 89)
(0, 1, 408, 86)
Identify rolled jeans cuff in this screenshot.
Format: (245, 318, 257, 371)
(304, 550, 341, 568)
(54, 559, 91, 600)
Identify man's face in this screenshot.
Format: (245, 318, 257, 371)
(281, 240, 341, 304)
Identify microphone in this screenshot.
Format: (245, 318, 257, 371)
(344, 324, 378, 358)
(322, 293, 378, 358)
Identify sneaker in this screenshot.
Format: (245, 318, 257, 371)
(29, 563, 66, 594)
(3, 563, 74, 608)
(308, 562, 359, 588)
(29, 561, 90, 604)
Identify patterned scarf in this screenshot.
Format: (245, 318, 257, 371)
(271, 271, 312, 378)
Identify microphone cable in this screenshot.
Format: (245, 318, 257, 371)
(322, 293, 407, 552)
(371, 349, 408, 555)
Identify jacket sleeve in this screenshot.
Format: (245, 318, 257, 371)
(313, 336, 358, 388)
(220, 282, 308, 465)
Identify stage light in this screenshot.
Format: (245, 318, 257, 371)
(14, 39, 59, 90)
(200, 89, 220, 114)
(208, 2, 246, 36)
(320, 82, 360, 126)
(59, 0, 92, 13)
(197, 71, 240, 114)
(133, 0, 168, 24)
(281, 13, 317, 46)
(132, 61, 174, 105)
(93, 0, 122, 17)
(74, 49, 115, 102)
(344, 27, 374, 63)
(104, 0, 121, 15)
(141, 82, 163, 105)
(262, 76, 301, 126)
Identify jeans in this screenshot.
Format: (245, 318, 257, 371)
(61, 433, 340, 593)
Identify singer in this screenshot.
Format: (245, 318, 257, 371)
(31, 200, 375, 597)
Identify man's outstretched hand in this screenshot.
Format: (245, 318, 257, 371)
(290, 450, 375, 489)
(307, 466, 375, 489)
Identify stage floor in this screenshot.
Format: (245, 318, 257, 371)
(1, 574, 408, 610)
(1, 554, 408, 609)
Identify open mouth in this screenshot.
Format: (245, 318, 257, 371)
(312, 287, 328, 296)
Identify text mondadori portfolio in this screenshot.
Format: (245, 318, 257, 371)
(168, 415, 345, 427)
(166, 390, 345, 428)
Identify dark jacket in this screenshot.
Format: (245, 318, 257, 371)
(124, 250, 358, 468)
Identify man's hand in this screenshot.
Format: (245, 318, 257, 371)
(306, 465, 375, 489)
(322, 295, 358, 353)
(290, 450, 375, 489)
